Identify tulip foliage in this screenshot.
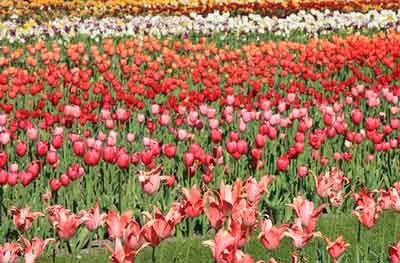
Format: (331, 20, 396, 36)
(0, 25, 399, 262)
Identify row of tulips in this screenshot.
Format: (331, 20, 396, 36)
(3, 174, 400, 262)
(1, 9, 400, 43)
(1, 0, 400, 20)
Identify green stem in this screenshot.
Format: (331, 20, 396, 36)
(152, 246, 156, 263)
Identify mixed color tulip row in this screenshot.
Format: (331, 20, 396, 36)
(1, 9, 400, 42)
(1, 0, 400, 20)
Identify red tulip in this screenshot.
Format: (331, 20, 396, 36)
(162, 144, 177, 158)
(183, 152, 194, 167)
(116, 153, 130, 169)
(84, 149, 100, 166)
(161, 175, 176, 187)
(226, 141, 237, 154)
(255, 134, 266, 148)
(15, 141, 28, 157)
(211, 129, 222, 143)
(7, 172, 17, 186)
(0, 151, 7, 168)
(19, 172, 33, 186)
(46, 151, 58, 165)
(51, 135, 63, 149)
(140, 150, 153, 165)
(60, 173, 70, 186)
(36, 141, 48, 157)
(102, 146, 116, 163)
(0, 170, 7, 185)
(236, 140, 248, 154)
(277, 155, 289, 172)
(351, 109, 363, 125)
(72, 140, 86, 156)
(26, 161, 41, 178)
(365, 117, 380, 131)
(49, 179, 62, 192)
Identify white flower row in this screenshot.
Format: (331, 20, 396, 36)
(0, 9, 399, 42)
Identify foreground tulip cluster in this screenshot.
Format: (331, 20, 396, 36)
(0, 3, 400, 261)
(5, 176, 400, 262)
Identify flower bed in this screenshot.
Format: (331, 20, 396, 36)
(1, 0, 400, 20)
(0, 2, 400, 263)
(0, 9, 399, 42)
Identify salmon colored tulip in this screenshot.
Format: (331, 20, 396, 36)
(285, 221, 321, 248)
(288, 195, 327, 232)
(182, 185, 204, 218)
(244, 175, 273, 204)
(258, 219, 288, 250)
(47, 205, 82, 240)
(389, 240, 400, 263)
(136, 165, 163, 195)
(203, 229, 237, 263)
(79, 200, 107, 231)
(106, 210, 133, 240)
(20, 236, 56, 263)
(104, 238, 149, 263)
(0, 242, 22, 263)
(9, 207, 44, 233)
(324, 236, 349, 262)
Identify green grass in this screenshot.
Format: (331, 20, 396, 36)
(38, 211, 399, 263)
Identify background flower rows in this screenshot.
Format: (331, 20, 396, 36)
(0, 9, 399, 42)
(1, 0, 400, 20)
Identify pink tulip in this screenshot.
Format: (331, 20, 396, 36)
(136, 166, 162, 195)
(10, 207, 44, 232)
(20, 236, 56, 263)
(258, 219, 288, 250)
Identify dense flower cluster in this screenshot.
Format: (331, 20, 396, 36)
(1, 0, 400, 20)
(1, 9, 399, 42)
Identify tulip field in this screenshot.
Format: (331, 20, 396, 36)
(1, 1, 400, 263)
